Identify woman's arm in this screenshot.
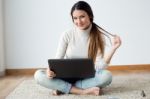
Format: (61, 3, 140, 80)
(47, 31, 70, 78)
(55, 31, 70, 59)
(103, 35, 122, 64)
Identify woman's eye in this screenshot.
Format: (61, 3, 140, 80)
(73, 17, 77, 20)
(80, 16, 85, 18)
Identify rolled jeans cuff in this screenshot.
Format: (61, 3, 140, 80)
(64, 83, 72, 94)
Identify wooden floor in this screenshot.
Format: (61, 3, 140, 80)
(0, 70, 150, 99)
(0, 75, 33, 99)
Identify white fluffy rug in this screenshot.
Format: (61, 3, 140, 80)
(6, 73, 150, 99)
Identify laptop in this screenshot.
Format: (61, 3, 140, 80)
(48, 58, 95, 80)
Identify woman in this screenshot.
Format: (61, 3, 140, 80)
(34, 1, 121, 96)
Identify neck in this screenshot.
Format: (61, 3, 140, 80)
(76, 24, 92, 34)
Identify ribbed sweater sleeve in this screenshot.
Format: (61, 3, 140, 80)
(55, 31, 70, 59)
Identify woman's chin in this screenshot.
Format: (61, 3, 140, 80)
(78, 26, 87, 30)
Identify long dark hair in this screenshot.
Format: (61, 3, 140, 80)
(71, 1, 113, 62)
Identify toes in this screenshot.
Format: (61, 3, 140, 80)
(52, 90, 64, 96)
(52, 90, 58, 96)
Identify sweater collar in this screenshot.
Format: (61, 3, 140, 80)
(75, 24, 92, 35)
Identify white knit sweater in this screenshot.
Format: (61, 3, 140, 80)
(55, 25, 108, 70)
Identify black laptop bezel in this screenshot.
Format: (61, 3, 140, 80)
(48, 58, 95, 79)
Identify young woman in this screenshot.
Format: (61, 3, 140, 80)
(34, 1, 121, 96)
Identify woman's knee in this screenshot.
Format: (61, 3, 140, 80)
(34, 69, 46, 83)
(97, 70, 112, 87)
(104, 70, 112, 81)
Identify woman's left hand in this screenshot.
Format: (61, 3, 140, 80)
(112, 35, 122, 50)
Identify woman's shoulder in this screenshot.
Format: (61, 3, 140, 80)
(63, 27, 76, 34)
(60, 27, 76, 42)
(62, 27, 76, 38)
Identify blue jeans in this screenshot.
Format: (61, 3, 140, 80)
(34, 69, 112, 94)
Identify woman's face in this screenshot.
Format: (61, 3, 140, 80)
(72, 10, 91, 30)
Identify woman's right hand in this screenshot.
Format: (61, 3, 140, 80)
(46, 68, 56, 78)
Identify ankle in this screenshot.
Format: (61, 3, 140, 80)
(81, 89, 86, 95)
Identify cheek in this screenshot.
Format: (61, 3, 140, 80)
(74, 20, 78, 25)
(84, 20, 91, 27)
(83, 18, 90, 24)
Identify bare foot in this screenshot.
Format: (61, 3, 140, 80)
(52, 90, 64, 96)
(82, 87, 100, 96)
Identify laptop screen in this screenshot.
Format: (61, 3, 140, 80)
(48, 58, 95, 79)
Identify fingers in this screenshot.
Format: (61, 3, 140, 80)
(46, 68, 56, 78)
(49, 72, 56, 78)
(113, 35, 121, 43)
(113, 35, 119, 39)
(111, 35, 122, 49)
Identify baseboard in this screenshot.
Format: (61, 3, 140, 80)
(6, 64, 150, 75)
(107, 64, 150, 71)
(6, 68, 41, 76)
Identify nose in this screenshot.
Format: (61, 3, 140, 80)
(76, 18, 82, 25)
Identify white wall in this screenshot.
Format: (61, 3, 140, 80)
(0, 0, 5, 75)
(3, 0, 150, 69)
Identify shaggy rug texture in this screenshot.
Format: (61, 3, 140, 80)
(6, 73, 150, 99)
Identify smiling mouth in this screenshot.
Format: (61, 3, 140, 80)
(78, 25, 84, 27)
